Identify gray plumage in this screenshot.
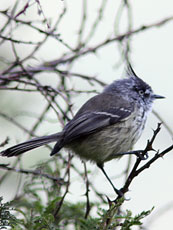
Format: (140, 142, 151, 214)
(1, 65, 164, 165)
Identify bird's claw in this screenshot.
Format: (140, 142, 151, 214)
(135, 151, 148, 160)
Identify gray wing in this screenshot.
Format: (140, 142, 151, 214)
(50, 93, 134, 155)
(62, 107, 133, 144)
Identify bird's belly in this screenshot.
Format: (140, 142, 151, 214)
(66, 113, 147, 164)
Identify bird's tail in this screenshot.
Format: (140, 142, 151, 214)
(1, 133, 62, 157)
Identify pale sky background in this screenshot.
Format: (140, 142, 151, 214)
(0, 0, 173, 229)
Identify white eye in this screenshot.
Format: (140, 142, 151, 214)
(138, 90, 144, 96)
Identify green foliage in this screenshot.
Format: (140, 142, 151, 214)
(0, 196, 19, 229)
(97, 200, 153, 230)
(119, 209, 154, 230)
(0, 160, 153, 230)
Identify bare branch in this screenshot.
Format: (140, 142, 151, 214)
(115, 123, 173, 200)
(0, 164, 65, 184)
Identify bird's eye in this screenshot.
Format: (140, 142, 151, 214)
(138, 90, 144, 96)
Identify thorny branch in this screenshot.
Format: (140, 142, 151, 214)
(0, 163, 65, 184)
(83, 161, 91, 219)
(53, 153, 72, 218)
(116, 123, 173, 200)
(0, 1, 172, 226)
(101, 124, 173, 229)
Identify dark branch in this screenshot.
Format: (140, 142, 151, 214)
(0, 164, 65, 184)
(115, 123, 173, 200)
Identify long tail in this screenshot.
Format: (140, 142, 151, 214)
(1, 133, 62, 157)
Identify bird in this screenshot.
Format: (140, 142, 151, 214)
(0, 64, 164, 196)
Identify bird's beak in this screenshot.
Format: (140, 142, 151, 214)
(152, 94, 165, 99)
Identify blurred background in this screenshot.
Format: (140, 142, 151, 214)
(0, 0, 173, 229)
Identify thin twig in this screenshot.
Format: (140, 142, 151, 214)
(83, 162, 91, 219)
(115, 123, 172, 200)
(0, 164, 65, 184)
(53, 153, 72, 217)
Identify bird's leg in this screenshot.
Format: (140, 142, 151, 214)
(97, 163, 123, 197)
(112, 150, 149, 160)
